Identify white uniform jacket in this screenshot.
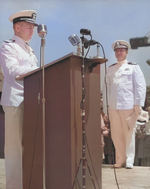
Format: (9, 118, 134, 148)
(0, 35, 38, 107)
(106, 61, 146, 110)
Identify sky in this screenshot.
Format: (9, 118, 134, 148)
(0, 0, 150, 87)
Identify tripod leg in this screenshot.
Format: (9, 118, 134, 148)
(71, 158, 82, 189)
(85, 159, 98, 189)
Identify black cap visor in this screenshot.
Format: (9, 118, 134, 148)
(13, 17, 38, 26)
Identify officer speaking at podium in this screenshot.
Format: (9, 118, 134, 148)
(0, 10, 39, 189)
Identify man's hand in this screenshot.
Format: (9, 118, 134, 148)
(134, 105, 142, 115)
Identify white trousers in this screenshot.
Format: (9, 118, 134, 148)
(109, 109, 137, 166)
(3, 103, 23, 189)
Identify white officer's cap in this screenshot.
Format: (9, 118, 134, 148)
(112, 40, 131, 51)
(9, 10, 38, 26)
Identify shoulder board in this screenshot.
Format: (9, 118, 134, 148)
(4, 39, 15, 43)
(109, 63, 117, 67)
(127, 62, 137, 65)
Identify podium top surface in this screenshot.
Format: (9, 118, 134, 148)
(18, 52, 107, 80)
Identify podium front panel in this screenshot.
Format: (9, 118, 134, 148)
(22, 54, 102, 189)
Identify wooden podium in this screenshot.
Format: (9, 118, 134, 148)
(21, 53, 107, 189)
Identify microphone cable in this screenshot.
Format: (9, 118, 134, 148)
(28, 41, 44, 189)
(101, 43, 120, 189)
(84, 35, 92, 58)
(80, 35, 120, 188)
(28, 67, 42, 189)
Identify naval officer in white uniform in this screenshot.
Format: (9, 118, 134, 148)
(0, 10, 39, 188)
(105, 40, 146, 169)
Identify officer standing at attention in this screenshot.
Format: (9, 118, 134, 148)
(0, 10, 39, 188)
(105, 40, 146, 169)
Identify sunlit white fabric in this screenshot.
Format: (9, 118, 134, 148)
(0, 35, 38, 107)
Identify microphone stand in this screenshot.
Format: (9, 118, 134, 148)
(40, 36, 46, 189)
(81, 35, 86, 189)
(71, 36, 97, 189)
(97, 44, 100, 57)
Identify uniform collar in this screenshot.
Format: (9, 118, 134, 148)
(12, 35, 28, 46)
(117, 59, 127, 65)
(117, 59, 128, 67)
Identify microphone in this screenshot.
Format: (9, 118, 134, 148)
(87, 39, 99, 45)
(68, 34, 80, 46)
(37, 24, 47, 38)
(84, 39, 99, 49)
(80, 28, 91, 35)
(68, 34, 81, 56)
